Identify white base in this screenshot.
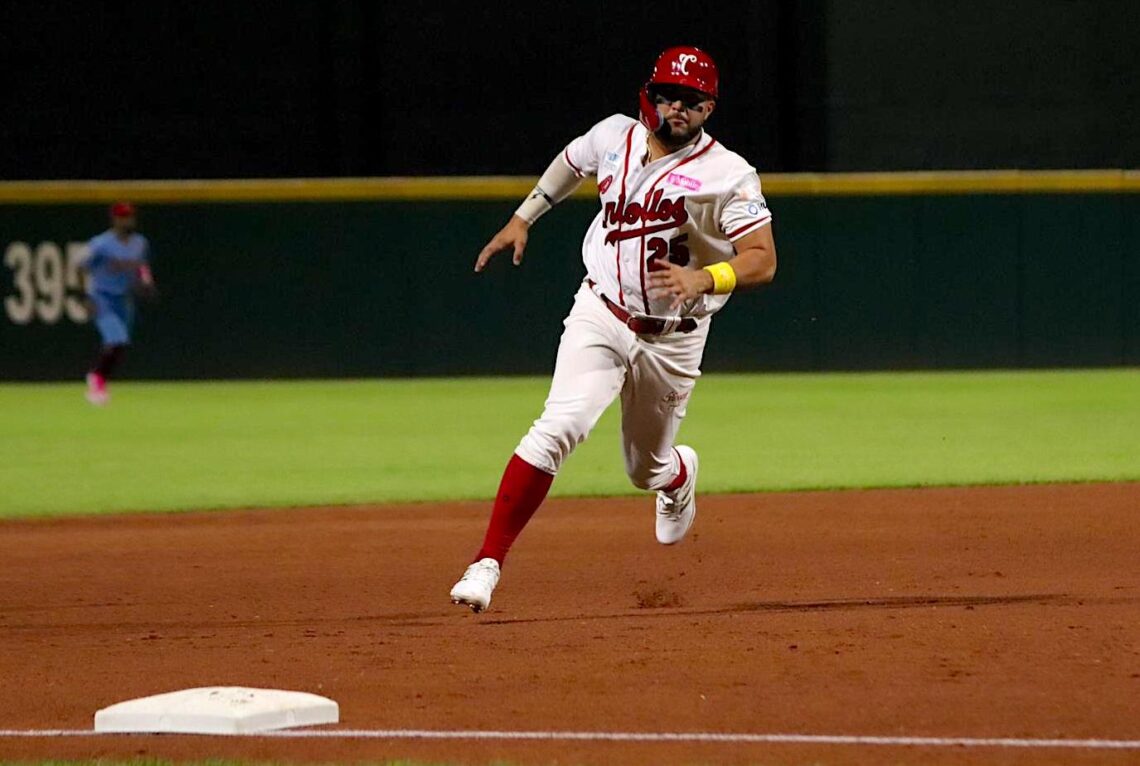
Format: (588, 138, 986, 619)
(93, 687, 339, 734)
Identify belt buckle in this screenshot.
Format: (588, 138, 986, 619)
(626, 315, 661, 335)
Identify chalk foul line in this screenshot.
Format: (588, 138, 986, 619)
(1, 728, 1139, 749)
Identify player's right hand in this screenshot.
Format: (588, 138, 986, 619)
(475, 215, 530, 273)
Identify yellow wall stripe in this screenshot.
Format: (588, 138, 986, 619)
(0, 170, 1137, 204)
(765, 169, 1140, 196)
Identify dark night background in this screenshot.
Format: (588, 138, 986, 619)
(2, 0, 1138, 179)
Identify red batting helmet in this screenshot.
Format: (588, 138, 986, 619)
(648, 46, 719, 99)
(110, 201, 136, 218)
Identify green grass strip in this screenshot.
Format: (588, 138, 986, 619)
(2, 370, 1137, 519)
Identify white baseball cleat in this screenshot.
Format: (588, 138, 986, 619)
(450, 557, 501, 613)
(655, 445, 699, 544)
(85, 374, 109, 406)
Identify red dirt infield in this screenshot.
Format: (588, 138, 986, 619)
(1, 483, 1138, 765)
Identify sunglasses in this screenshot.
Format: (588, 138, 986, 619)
(649, 85, 712, 110)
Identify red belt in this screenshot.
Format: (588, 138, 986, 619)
(587, 280, 698, 335)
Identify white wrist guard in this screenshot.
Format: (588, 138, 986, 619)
(513, 154, 583, 224)
(515, 187, 554, 224)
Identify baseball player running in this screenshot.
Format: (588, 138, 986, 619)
(451, 46, 777, 612)
(81, 201, 154, 405)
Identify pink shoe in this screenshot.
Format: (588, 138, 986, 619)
(85, 373, 109, 406)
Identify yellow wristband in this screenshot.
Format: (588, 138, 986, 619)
(703, 262, 737, 295)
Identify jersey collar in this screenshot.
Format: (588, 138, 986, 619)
(641, 128, 711, 168)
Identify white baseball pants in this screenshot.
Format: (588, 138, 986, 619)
(515, 282, 709, 491)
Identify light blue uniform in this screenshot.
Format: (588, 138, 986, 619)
(84, 230, 150, 346)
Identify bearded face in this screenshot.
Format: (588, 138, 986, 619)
(649, 84, 715, 147)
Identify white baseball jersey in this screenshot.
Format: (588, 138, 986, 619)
(562, 113, 773, 318)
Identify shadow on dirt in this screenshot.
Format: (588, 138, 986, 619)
(478, 593, 1093, 626)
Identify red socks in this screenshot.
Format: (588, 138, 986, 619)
(475, 454, 555, 565)
(663, 448, 687, 492)
(473, 449, 682, 565)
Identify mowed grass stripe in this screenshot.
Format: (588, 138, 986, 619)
(1, 369, 1137, 519)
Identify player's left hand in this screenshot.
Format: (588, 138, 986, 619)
(132, 281, 159, 303)
(647, 262, 713, 309)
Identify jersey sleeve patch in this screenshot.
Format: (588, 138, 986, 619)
(720, 171, 773, 242)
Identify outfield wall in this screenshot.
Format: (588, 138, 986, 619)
(1, 172, 1138, 380)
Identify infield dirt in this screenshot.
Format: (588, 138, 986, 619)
(2, 483, 1138, 765)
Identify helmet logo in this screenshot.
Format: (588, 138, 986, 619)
(674, 53, 699, 75)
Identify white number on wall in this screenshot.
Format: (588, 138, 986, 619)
(65, 242, 90, 322)
(4, 240, 90, 325)
(4, 241, 35, 325)
(34, 241, 64, 323)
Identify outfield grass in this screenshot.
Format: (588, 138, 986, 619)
(1, 370, 1138, 519)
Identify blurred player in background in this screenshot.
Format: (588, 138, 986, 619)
(81, 201, 154, 405)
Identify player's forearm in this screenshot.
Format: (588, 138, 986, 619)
(706, 223, 777, 293)
(514, 155, 584, 224)
(696, 245, 776, 297)
(726, 245, 777, 289)
(109, 259, 146, 273)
